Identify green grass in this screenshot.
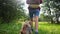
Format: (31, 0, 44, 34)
(38, 22, 60, 34)
(0, 22, 60, 34)
(0, 23, 22, 34)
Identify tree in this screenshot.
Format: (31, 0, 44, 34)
(0, 0, 26, 23)
(42, 0, 60, 23)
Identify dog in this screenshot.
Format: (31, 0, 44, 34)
(20, 21, 32, 34)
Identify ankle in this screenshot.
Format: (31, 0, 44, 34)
(35, 29, 38, 32)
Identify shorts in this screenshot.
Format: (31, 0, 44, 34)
(29, 8, 40, 18)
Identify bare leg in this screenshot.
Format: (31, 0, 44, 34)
(35, 16, 38, 32)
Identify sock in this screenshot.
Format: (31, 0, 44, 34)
(35, 29, 38, 32)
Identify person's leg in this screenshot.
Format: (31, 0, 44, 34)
(29, 18, 34, 32)
(35, 16, 39, 32)
(34, 9, 40, 34)
(29, 9, 34, 30)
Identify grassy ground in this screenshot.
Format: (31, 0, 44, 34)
(38, 22, 60, 34)
(0, 22, 60, 34)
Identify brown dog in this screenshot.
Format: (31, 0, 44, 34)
(20, 21, 32, 34)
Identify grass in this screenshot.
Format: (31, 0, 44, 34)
(0, 22, 60, 34)
(0, 22, 22, 34)
(38, 22, 60, 34)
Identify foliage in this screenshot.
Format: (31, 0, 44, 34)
(0, 0, 26, 23)
(41, 0, 60, 23)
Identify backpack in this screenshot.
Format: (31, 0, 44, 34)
(26, 0, 42, 4)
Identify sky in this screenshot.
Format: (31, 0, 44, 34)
(17, 0, 28, 10)
(21, 0, 29, 14)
